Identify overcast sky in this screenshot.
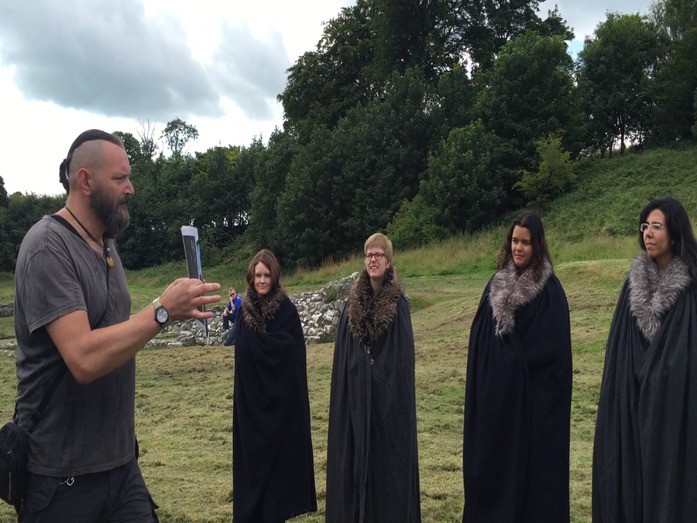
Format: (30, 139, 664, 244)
(0, 0, 653, 196)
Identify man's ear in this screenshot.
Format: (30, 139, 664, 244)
(76, 168, 92, 195)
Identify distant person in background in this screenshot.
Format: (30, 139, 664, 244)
(222, 287, 242, 346)
(593, 197, 697, 522)
(326, 232, 421, 523)
(13, 129, 220, 521)
(232, 249, 316, 522)
(463, 211, 572, 522)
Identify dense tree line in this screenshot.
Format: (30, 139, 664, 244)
(0, 0, 695, 272)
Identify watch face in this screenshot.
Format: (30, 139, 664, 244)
(156, 306, 169, 324)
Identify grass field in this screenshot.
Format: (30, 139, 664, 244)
(0, 252, 629, 522)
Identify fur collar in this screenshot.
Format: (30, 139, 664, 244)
(489, 260, 553, 337)
(241, 287, 287, 333)
(348, 267, 404, 345)
(628, 252, 691, 342)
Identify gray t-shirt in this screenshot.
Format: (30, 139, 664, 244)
(14, 215, 135, 476)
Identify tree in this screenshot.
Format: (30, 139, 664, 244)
(576, 13, 666, 155)
(279, 1, 375, 138)
(474, 30, 582, 204)
(247, 129, 297, 252)
(515, 133, 575, 208)
(452, 0, 571, 70)
(418, 122, 507, 235)
(650, 0, 697, 142)
(0, 175, 7, 208)
(137, 119, 159, 159)
(0, 176, 10, 271)
(0, 192, 65, 271)
(161, 118, 199, 158)
(112, 131, 142, 164)
(274, 127, 339, 266)
(276, 67, 431, 266)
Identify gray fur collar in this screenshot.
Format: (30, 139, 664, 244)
(348, 267, 403, 345)
(489, 260, 553, 337)
(241, 287, 287, 333)
(628, 252, 691, 342)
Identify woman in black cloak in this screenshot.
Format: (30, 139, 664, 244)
(232, 249, 316, 522)
(326, 233, 421, 523)
(463, 211, 572, 522)
(593, 197, 697, 522)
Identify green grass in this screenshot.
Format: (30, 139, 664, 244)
(1, 143, 696, 520)
(0, 257, 626, 522)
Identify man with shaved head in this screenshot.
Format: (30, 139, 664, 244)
(13, 129, 221, 521)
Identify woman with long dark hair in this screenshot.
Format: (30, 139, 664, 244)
(593, 197, 697, 522)
(232, 249, 316, 522)
(463, 211, 572, 522)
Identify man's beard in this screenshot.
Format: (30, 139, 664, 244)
(90, 182, 130, 239)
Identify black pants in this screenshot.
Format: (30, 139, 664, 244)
(20, 458, 158, 522)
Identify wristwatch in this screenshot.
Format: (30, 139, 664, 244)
(152, 297, 170, 328)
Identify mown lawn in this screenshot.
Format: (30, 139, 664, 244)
(0, 256, 626, 522)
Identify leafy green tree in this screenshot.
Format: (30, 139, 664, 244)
(652, 0, 697, 40)
(453, 0, 571, 70)
(515, 133, 576, 208)
(161, 118, 199, 158)
(0, 175, 7, 208)
(279, 1, 375, 138)
(650, 28, 697, 141)
(430, 64, 476, 144)
(474, 30, 582, 203)
(276, 67, 431, 266)
(650, 0, 697, 142)
(576, 13, 666, 155)
(247, 130, 297, 252)
(274, 127, 338, 266)
(0, 192, 65, 271)
(392, 121, 511, 247)
(188, 145, 243, 265)
(418, 122, 507, 235)
(0, 177, 10, 271)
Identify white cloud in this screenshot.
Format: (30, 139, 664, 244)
(0, 0, 657, 196)
(0, 0, 352, 195)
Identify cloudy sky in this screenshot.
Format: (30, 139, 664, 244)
(0, 0, 653, 196)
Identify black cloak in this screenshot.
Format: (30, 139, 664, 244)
(232, 289, 317, 522)
(593, 253, 697, 522)
(326, 268, 421, 523)
(463, 261, 572, 523)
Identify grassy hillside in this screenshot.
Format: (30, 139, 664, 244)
(0, 142, 696, 521)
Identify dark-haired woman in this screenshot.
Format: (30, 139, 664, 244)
(463, 211, 572, 522)
(593, 197, 697, 522)
(232, 249, 316, 522)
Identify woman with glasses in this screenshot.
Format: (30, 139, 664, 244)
(593, 197, 697, 522)
(232, 249, 317, 522)
(326, 233, 421, 522)
(463, 211, 572, 522)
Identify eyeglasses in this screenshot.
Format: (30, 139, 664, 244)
(640, 222, 665, 233)
(365, 252, 386, 261)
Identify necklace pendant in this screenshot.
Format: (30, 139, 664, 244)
(106, 256, 114, 268)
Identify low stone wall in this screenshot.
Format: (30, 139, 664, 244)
(0, 273, 360, 351)
(157, 272, 358, 347)
(0, 304, 13, 318)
